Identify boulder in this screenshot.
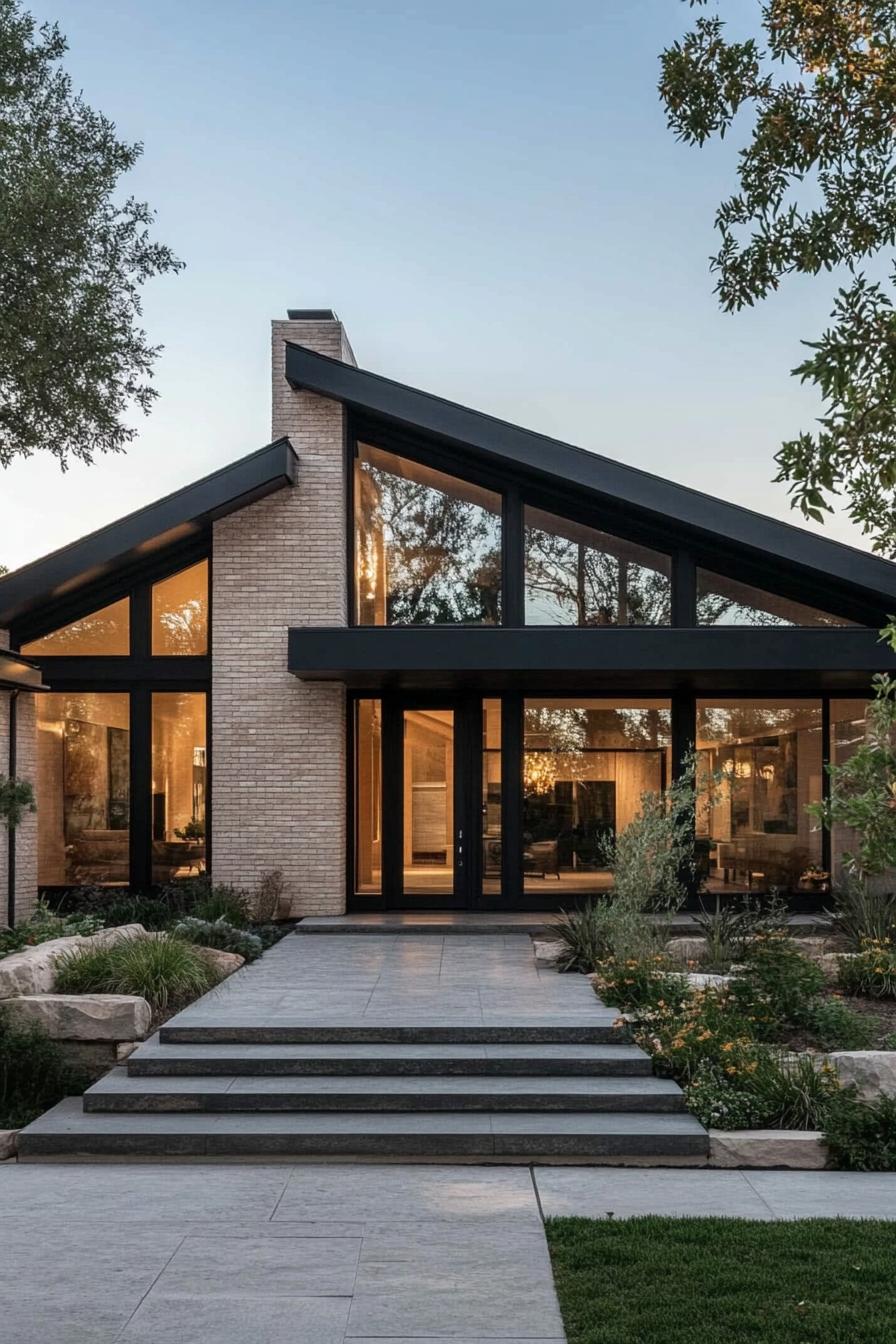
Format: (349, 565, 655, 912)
(665, 936, 707, 963)
(192, 946, 245, 977)
(826, 1051, 896, 1100)
(532, 939, 566, 965)
(0, 993, 152, 1041)
(687, 972, 732, 990)
(0, 924, 149, 998)
(0, 1130, 18, 1160)
(709, 1129, 828, 1169)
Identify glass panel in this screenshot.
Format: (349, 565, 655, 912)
(22, 597, 130, 656)
(696, 700, 823, 893)
(152, 560, 209, 655)
(37, 692, 130, 886)
(482, 698, 502, 895)
(355, 699, 382, 895)
(697, 570, 857, 627)
(403, 709, 454, 895)
(151, 692, 207, 884)
(523, 699, 671, 896)
(355, 443, 501, 625)
(525, 507, 671, 625)
(830, 699, 871, 888)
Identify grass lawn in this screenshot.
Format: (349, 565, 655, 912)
(546, 1216, 896, 1344)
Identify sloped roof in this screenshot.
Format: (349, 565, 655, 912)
(285, 341, 896, 608)
(0, 438, 298, 627)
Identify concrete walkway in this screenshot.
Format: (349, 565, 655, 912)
(3, 1163, 896, 1343)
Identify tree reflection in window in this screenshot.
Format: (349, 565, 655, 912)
(524, 507, 671, 626)
(696, 569, 857, 627)
(355, 444, 501, 625)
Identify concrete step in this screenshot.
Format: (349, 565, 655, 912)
(128, 1038, 652, 1077)
(18, 1097, 709, 1161)
(85, 1069, 685, 1113)
(157, 1021, 627, 1045)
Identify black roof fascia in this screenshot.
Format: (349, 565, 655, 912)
(288, 625, 896, 693)
(0, 438, 298, 627)
(0, 651, 47, 692)
(285, 342, 896, 607)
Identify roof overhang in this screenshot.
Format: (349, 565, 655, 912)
(0, 437, 299, 627)
(285, 341, 896, 611)
(0, 651, 47, 692)
(288, 625, 896, 693)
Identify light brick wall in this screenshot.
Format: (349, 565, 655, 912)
(210, 316, 354, 915)
(0, 629, 38, 924)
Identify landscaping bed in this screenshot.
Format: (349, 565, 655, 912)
(546, 1215, 896, 1344)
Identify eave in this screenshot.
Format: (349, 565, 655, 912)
(288, 625, 896, 694)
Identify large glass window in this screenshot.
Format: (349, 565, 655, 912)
(355, 699, 382, 895)
(697, 570, 857, 627)
(696, 700, 823, 893)
(830, 699, 871, 887)
(523, 699, 671, 895)
(403, 708, 455, 895)
(152, 561, 209, 655)
(525, 508, 671, 626)
(22, 598, 130, 656)
(37, 692, 130, 886)
(355, 443, 502, 625)
(151, 692, 207, 884)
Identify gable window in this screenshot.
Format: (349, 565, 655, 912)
(21, 597, 130, 656)
(355, 443, 502, 625)
(152, 560, 209, 655)
(696, 569, 857, 627)
(524, 507, 671, 626)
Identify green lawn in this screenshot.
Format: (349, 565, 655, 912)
(545, 1216, 896, 1344)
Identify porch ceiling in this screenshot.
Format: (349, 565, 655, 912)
(287, 625, 896, 693)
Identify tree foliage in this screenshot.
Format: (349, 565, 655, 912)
(0, 1, 182, 469)
(660, 1, 896, 553)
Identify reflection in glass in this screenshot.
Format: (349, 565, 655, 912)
(151, 693, 207, 883)
(482, 699, 502, 894)
(696, 700, 823, 893)
(525, 508, 671, 626)
(152, 561, 209, 655)
(830, 699, 871, 887)
(403, 709, 454, 895)
(523, 700, 671, 894)
(355, 444, 501, 625)
(37, 692, 130, 886)
(22, 598, 130, 656)
(355, 700, 382, 895)
(697, 570, 857, 627)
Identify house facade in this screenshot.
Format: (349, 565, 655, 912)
(2, 308, 896, 923)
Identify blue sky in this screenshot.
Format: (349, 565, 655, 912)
(1, 0, 868, 570)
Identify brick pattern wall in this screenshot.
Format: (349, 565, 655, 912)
(0, 629, 38, 924)
(210, 317, 354, 915)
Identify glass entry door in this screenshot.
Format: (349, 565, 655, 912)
(402, 708, 457, 898)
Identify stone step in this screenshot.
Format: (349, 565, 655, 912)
(18, 1097, 709, 1161)
(85, 1069, 684, 1113)
(128, 1038, 652, 1077)
(157, 1021, 627, 1046)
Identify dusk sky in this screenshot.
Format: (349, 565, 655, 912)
(1, 0, 871, 571)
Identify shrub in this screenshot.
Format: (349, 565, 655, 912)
(0, 1005, 84, 1128)
(684, 1058, 770, 1130)
(685, 1049, 840, 1132)
(731, 933, 825, 1030)
(191, 883, 251, 927)
(0, 900, 105, 957)
(828, 875, 896, 949)
(635, 986, 760, 1083)
(55, 934, 217, 1013)
(592, 954, 689, 1013)
(799, 994, 874, 1050)
(551, 899, 656, 973)
(253, 869, 285, 922)
(173, 917, 263, 962)
(693, 892, 788, 969)
(599, 755, 703, 913)
(837, 938, 896, 999)
(824, 1091, 896, 1171)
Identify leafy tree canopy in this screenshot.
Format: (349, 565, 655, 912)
(0, 0, 182, 469)
(660, 1, 896, 554)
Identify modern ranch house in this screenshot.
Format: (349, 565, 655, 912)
(2, 309, 896, 924)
